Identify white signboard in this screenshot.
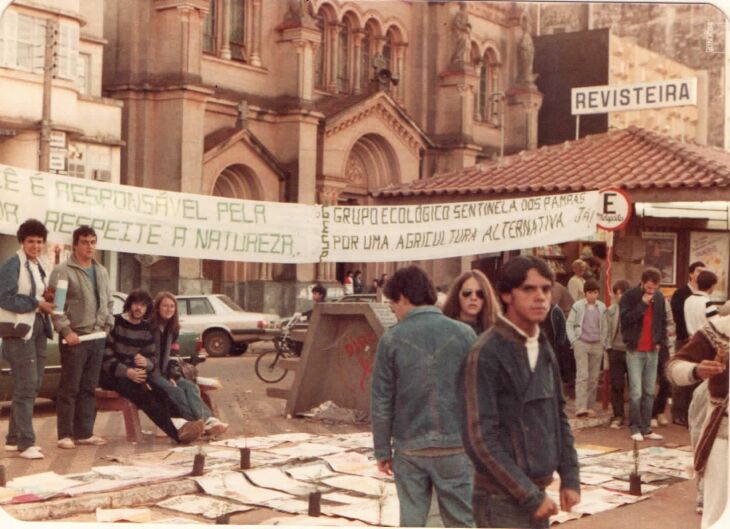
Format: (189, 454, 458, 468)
(0, 164, 321, 263)
(571, 78, 697, 115)
(322, 192, 600, 262)
(0, 164, 601, 263)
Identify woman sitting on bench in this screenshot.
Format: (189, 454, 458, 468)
(148, 292, 228, 437)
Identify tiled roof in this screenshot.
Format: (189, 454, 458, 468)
(373, 127, 730, 198)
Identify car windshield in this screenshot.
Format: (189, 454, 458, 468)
(218, 295, 245, 312)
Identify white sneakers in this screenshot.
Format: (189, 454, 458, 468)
(19, 446, 44, 460)
(204, 417, 229, 437)
(77, 435, 107, 446)
(609, 417, 622, 429)
(630, 431, 664, 442)
(57, 437, 76, 449)
(656, 414, 669, 426)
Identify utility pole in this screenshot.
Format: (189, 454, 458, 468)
(38, 19, 58, 172)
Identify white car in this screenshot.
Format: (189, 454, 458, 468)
(176, 294, 279, 357)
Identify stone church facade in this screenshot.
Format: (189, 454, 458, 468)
(102, 0, 542, 314)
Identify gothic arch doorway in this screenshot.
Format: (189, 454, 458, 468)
(203, 164, 267, 293)
(336, 133, 401, 288)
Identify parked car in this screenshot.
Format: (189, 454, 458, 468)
(0, 292, 200, 401)
(176, 294, 280, 357)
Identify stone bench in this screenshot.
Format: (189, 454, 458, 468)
(95, 382, 220, 443)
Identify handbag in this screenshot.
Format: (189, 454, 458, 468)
(0, 307, 32, 339)
(167, 355, 199, 383)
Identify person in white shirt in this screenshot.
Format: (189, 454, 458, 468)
(567, 259, 587, 302)
(684, 270, 719, 336)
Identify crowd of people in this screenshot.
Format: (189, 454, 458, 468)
(0, 220, 228, 461)
(371, 257, 728, 528)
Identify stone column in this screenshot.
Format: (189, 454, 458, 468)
(507, 88, 542, 150)
(326, 22, 339, 93)
(352, 30, 364, 95)
(220, 0, 231, 59)
(249, 0, 262, 66)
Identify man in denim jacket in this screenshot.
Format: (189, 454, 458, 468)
(463, 256, 580, 528)
(371, 265, 477, 527)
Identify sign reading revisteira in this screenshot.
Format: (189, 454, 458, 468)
(572, 78, 697, 115)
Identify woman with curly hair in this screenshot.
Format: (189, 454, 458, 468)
(441, 270, 500, 335)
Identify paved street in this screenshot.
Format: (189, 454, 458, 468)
(0, 343, 702, 527)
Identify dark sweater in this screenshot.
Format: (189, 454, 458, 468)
(103, 314, 155, 379)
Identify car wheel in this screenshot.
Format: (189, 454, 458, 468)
(204, 330, 232, 357)
(229, 343, 249, 356)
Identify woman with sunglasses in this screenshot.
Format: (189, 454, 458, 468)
(442, 270, 500, 335)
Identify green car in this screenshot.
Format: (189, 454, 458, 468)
(0, 293, 200, 401)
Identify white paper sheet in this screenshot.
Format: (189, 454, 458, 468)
(262, 442, 348, 459)
(6, 471, 82, 497)
(96, 507, 152, 523)
(193, 471, 291, 506)
(322, 451, 383, 478)
(244, 467, 319, 496)
(321, 475, 395, 497)
(157, 494, 253, 519)
(324, 495, 400, 526)
(285, 463, 338, 482)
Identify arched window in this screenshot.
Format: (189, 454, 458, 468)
(202, 0, 216, 54)
(337, 20, 351, 93)
(360, 23, 376, 91)
(382, 28, 394, 72)
(229, 0, 246, 61)
(485, 48, 501, 125)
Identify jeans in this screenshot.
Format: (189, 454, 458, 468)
(473, 488, 549, 529)
(149, 374, 211, 422)
(2, 314, 47, 451)
(392, 451, 474, 527)
(608, 349, 627, 419)
(101, 375, 180, 441)
(57, 338, 105, 440)
(652, 345, 670, 418)
(573, 340, 603, 411)
(626, 349, 658, 435)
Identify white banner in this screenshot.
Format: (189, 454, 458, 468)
(0, 164, 601, 263)
(321, 192, 600, 262)
(571, 78, 697, 115)
(0, 164, 321, 263)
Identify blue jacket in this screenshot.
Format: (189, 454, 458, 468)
(462, 316, 580, 515)
(371, 305, 477, 460)
(619, 285, 667, 351)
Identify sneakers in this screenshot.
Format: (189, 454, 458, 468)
(657, 413, 669, 426)
(650, 418, 659, 428)
(57, 437, 76, 449)
(610, 417, 623, 429)
(177, 419, 204, 444)
(645, 431, 664, 441)
(4, 444, 18, 452)
(19, 446, 44, 460)
(204, 417, 229, 438)
(630, 432, 644, 442)
(77, 435, 107, 446)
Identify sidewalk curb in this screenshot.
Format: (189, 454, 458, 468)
(2, 478, 199, 521)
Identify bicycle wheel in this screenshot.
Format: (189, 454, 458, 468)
(254, 350, 289, 383)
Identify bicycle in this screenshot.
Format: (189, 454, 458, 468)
(254, 313, 305, 383)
